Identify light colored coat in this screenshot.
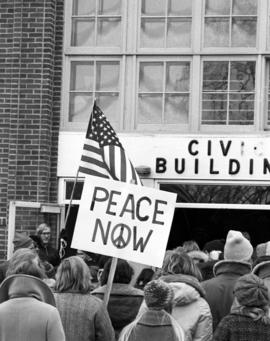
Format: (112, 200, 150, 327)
(0, 274, 65, 341)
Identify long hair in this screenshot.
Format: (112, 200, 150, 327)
(36, 223, 50, 236)
(231, 304, 270, 325)
(6, 248, 46, 279)
(118, 308, 184, 341)
(55, 256, 92, 294)
(161, 251, 202, 281)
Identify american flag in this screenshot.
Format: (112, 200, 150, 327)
(79, 103, 141, 184)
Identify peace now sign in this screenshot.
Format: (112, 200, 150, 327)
(71, 176, 177, 268)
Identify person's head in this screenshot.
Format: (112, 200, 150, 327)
(100, 259, 133, 286)
(36, 223, 51, 246)
(135, 268, 154, 290)
(224, 230, 253, 263)
(55, 256, 92, 294)
(182, 240, 200, 253)
(6, 248, 46, 279)
(162, 251, 202, 281)
(234, 273, 269, 308)
(144, 279, 174, 313)
(13, 232, 36, 251)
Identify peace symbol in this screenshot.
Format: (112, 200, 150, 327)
(111, 224, 131, 249)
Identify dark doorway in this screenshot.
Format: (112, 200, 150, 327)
(167, 207, 270, 250)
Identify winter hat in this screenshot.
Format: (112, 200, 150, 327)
(224, 230, 253, 262)
(13, 232, 33, 251)
(203, 239, 225, 253)
(256, 242, 270, 258)
(144, 280, 174, 311)
(234, 273, 269, 308)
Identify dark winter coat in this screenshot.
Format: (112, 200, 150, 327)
(202, 260, 251, 330)
(92, 283, 144, 339)
(213, 313, 270, 341)
(38, 244, 60, 267)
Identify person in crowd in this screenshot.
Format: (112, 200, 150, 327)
(0, 231, 37, 284)
(119, 279, 185, 341)
(92, 258, 144, 340)
(135, 268, 154, 290)
(182, 240, 200, 253)
(36, 223, 60, 267)
(54, 256, 114, 341)
(202, 230, 253, 331)
(252, 241, 270, 297)
(143, 251, 212, 341)
(213, 273, 270, 341)
(0, 248, 65, 341)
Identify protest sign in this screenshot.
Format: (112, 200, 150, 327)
(71, 176, 177, 268)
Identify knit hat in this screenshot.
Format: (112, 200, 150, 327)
(13, 232, 33, 251)
(144, 280, 174, 311)
(224, 230, 253, 262)
(256, 242, 270, 258)
(234, 273, 269, 307)
(187, 250, 209, 263)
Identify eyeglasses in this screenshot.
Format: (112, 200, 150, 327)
(41, 232, 51, 235)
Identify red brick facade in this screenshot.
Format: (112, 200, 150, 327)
(0, 0, 64, 259)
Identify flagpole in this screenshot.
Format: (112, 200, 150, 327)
(103, 257, 118, 307)
(64, 167, 80, 229)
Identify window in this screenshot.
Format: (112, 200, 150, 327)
(204, 0, 258, 48)
(69, 60, 120, 128)
(71, 0, 122, 47)
(202, 60, 256, 126)
(140, 0, 192, 48)
(137, 60, 190, 130)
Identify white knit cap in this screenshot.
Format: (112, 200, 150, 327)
(224, 230, 253, 262)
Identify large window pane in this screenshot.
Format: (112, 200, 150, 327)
(138, 95, 163, 123)
(97, 18, 121, 47)
(165, 95, 189, 123)
(168, 0, 192, 16)
(69, 93, 93, 122)
(71, 19, 95, 46)
(141, 0, 165, 16)
(96, 94, 119, 124)
(203, 62, 228, 91)
(73, 0, 95, 15)
(166, 62, 190, 92)
(139, 63, 163, 92)
(140, 19, 165, 48)
(232, 18, 257, 47)
(70, 62, 94, 90)
(230, 61, 255, 91)
(205, 0, 230, 15)
(96, 62, 119, 91)
(167, 19, 191, 48)
(204, 18, 229, 47)
(98, 0, 121, 15)
(232, 0, 257, 15)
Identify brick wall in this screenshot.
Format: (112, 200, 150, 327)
(0, 0, 64, 259)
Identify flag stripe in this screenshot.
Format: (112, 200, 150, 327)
(78, 166, 110, 178)
(130, 162, 138, 184)
(82, 149, 103, 163)
(82, 143, 102, 155)
(79, 160, 109, 177)
(81, 155, 106, 169)
(109, 145, 117, 180)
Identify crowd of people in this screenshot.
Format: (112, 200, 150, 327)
(1, 224, 270, 340)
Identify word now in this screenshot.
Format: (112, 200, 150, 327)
(92, 218, 153, 252)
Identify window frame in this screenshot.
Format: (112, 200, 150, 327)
(199, 55, 259, 133)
